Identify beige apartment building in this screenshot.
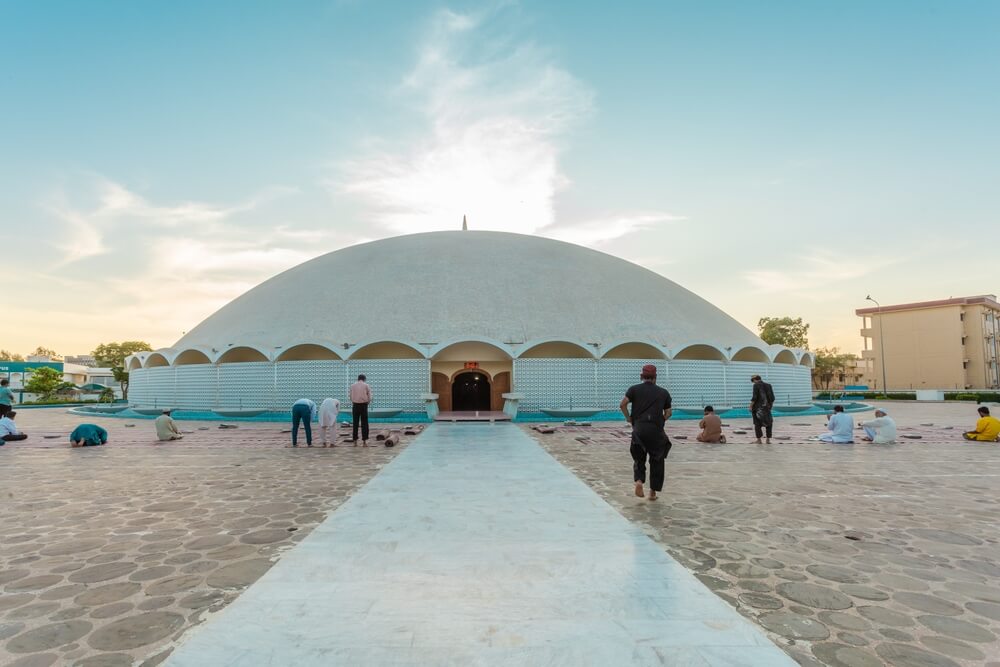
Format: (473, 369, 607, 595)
(856, 295, 1000, 391)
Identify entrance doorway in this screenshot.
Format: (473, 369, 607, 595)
(452, 371, 491, 411)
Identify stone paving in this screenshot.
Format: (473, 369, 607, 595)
(0, 409, 413, 667)
(531, 402, 1000, 667)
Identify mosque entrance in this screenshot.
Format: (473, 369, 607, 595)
(451, 371, 492, 412)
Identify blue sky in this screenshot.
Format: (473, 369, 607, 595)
(2, 1, 998, 356)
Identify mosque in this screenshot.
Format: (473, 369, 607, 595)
(126, 231, 813, 418)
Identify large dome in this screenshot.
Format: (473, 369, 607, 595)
(175, 231, 762, 352)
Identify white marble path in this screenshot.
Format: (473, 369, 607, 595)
(167, 423, 794, 666)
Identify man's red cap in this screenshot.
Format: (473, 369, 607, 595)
(641, 364, 657, 377)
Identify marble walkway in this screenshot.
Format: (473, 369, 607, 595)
(166, 423, 794, 666)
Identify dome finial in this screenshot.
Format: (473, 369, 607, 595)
(462, 215, 468, 231)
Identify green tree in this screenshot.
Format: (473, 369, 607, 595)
(758, 317, 810, 349)
(31, 346, 58, 358)
(24, 367, 72, 400)
(98, 387, 116, 403)
(0, 349, 24, 361)
(92, 341, 153, 401)
(812, 347, 859, 390)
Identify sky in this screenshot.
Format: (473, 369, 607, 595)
(2, 0, 998, 358)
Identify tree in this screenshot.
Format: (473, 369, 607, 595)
(0, 349, 24, 361)
(758, 317, 810, 349)
(31, 346, 58, 358)
(812, 347, 859, 390)
(92, 341, 153, 401)
(24, 367, 72, 400)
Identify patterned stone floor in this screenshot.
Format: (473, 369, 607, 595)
(0, 409, 413, 667)
(531, 402, 1000, 667)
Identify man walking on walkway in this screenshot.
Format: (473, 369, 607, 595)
(750, 374, 775, 444)
(620, 364, 672, 501)
(350, 374, 372, 447)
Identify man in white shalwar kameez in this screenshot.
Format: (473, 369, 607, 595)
(861, 408, 896, 443)
(819, 405, 854, 443)
(319, 397, 341, 448)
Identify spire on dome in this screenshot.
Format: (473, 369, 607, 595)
(462, 215, 468, 231)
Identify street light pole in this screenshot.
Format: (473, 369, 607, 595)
(866, 295, 888, 394)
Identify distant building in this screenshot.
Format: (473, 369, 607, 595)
(856, 295, 1000, 390)
(65, 355, 97, 367)
(27, 353, 63, 363)
(0, 360, 121, 398)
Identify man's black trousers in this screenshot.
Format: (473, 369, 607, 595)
(631, 423, 671, 492)
(352, 402, 370, 441)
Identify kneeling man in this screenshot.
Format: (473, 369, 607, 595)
(155, 409, 183, 441)
(696, 406, 726, 443)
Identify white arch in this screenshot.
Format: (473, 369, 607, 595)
(216, 345, 271, 364)
(798, 351, 815, 367)
(772, 349, 797, 365)
(516, 338, 596, 359)
(600, 339, 669, 359)
(671, 342, 728, 361)
(144, 352, 171, 368)
(428, 337, 514, 360)
(128, 356, 143, 371)
(173, 348, 213, 365)
(347, 340, 426, 360)
(275, 342, 343, 362)
(731, 346, 770, 363)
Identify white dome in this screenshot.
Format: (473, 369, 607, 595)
(174, 231, 764, 354)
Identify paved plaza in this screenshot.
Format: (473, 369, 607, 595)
(0, 410, 413, 666)
(536, 402, 1000, 667)
(166, 422, 791, 666)
(0, 403, 998, 666)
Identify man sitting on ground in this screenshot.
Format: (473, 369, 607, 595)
(861, 408, 897, 443)
(155, 409, 183, 441)
(70, 423, 108, 447)
(696, 406, 726, 443)
(963, 406, 1000, 442)
(0, 411, 27, 443)
(819, 405, 854, 443)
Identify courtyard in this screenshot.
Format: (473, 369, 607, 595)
(0, 402, 998, 666)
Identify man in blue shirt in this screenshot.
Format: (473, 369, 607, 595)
(0, 378, 15, 418)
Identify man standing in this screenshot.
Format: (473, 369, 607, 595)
(350, 374, 372, 447)
(963, 406, 1000, 442)
(620, 364, 672, 501)
(0, 378, 15, 418)
(155, 409, 183, 441)
(290, 398, 317, 448)
(861, 408, 897, 443)
(750, 374, 775, 444)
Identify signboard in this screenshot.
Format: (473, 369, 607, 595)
(0, 361, 63, 374)
(463, 361, 479, 369)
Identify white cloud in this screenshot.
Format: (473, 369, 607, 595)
(45, 178, 299, 266)
(338, 7, 593, 235)
(541, 213, 684, 246)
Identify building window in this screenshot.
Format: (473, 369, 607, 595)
(963, 361, 969, 369)
(960, 313, 965, 322)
